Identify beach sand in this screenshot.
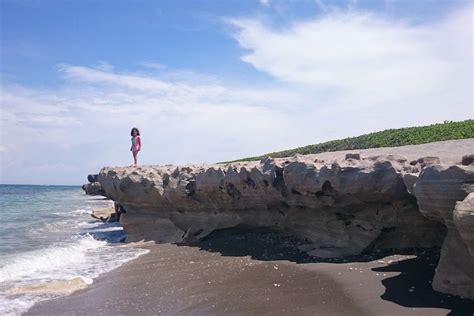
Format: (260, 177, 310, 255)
(26, 229, 474, 315)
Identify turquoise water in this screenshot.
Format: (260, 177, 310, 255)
(0, 185, 148, 315)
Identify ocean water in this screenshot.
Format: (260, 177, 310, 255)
(0, 185, 148, 315)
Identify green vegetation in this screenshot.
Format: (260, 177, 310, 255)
(221, 119, 474, 163)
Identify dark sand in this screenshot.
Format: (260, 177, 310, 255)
(27, 229, 474, 315)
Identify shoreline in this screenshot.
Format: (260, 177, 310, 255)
(22, 139, 474, 315)
(26, 230, 474, 315)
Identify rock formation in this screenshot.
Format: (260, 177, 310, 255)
(82, 174, 105, 196)
(97, 140, 474, 299)
(88, 174, 99, 183)
(415, 165, 474, 299)
(98, 157, 441, 255)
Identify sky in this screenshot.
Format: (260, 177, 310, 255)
(0, 0, 473, 185)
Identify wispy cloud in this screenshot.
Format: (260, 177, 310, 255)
(228, 3, 472, 115)
(1, 3, 472, 184)
(137, 61, 167, 70)
(1, 65, 304, 184)
(229, 5, 471, 88)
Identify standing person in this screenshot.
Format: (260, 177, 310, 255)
(113, 201, 126, 222)
(130, 127, 141, 167)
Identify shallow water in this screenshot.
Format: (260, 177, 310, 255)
(0, 185, 148, 315)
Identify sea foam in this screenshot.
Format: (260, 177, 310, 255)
(0, 234, 106, 283)
(0, 234, 148, 316)
(0, 185, 147, 316)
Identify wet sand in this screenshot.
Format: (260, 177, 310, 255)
(27, 229, 474, 315)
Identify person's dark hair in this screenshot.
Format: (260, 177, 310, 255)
(130, 127, 140, 136)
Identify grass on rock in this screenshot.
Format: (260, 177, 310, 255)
(220, 120, 474, 163)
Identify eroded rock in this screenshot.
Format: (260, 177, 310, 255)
(97, 142, 474, 299)
(345, 153, 360, 160)
(417, 156, 441, 168)
(87, 174, 99, 183)
(98, 156, 443, 259)
(462, 154, 474, 166)
(415, 165, 474, 299)
(81, 182, 105, 196)
(455, 193, 474, 257)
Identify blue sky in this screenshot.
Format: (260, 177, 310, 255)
(1, 0, 473, 184)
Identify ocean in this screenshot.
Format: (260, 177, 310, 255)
(0, 184, 148, 315)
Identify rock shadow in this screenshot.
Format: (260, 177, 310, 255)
(184, 227, 316, 263)
(180, 226, 439, 264)
(372, 251, 474, 315)
(179, 227, 474, 314)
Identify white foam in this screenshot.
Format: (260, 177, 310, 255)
(89, 226, 123, 233)
(0, 192, 147, 316)
(52, 209, 91, 219)
(0, 296, 35, 316)
(0, 234, 106, 283)
(75, 221, 101, 229)
(0, 235, 148, 316)
(70, 209, 92, 215)
(80, 276, 93, 285)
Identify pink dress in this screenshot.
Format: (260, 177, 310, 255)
(131, 136, 141, 152)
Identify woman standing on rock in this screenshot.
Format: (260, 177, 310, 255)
(130, 127, 141, 167)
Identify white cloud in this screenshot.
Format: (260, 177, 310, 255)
(1, 65, 305, 184)
(230, 7, 471, 88)
(228, 3, 472, 119)
(58, 64, 227, 99)
(1, 4, 472, 184)
(259, 0, 270, 7)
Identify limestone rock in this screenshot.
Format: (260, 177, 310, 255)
(417, 156, 441, 168)
(401, 173, 418, 194)
(462, 154, 474, 166)
(454, 193, 474, 257)
(414, 165, 473, 223)
(345, 153, 360, 160)
(414, 164, 474, 299)
(96, 140, 474, 299)
(87, 174, 99, 183)
(98, 157, 443, 258)
(82, 182, 105, 196)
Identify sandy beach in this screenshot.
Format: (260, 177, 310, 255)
(26, 229, 474, 315)
(24, 140, 474, 315)
(3, 0, 473, 312)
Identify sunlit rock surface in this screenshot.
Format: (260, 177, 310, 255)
(98, 139, 474, 299)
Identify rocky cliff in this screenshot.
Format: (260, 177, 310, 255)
(98, 139, 474, 299)
(415, 164, 474, 299)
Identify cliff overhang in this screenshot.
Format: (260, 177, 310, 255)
(98, 146, 474, 299)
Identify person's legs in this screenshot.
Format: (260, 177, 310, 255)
(114, 202, 121, 222)
(132, 150, 138, 166)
